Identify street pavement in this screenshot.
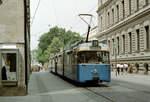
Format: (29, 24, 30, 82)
(89, 72, 150, 102)
(111, 71, 150, 86)
(0, 70, 150, 102)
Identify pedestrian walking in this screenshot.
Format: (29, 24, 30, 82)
(116, 64, 120, 76)
(129, 66, 133, 73)
(120, 64, 124, 75)
(38, 63, 41, 72)
(124, 64, 128, 74)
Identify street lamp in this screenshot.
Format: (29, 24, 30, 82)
(79, 14, 93, 42)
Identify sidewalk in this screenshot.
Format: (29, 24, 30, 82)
(111, 71, 150, 86)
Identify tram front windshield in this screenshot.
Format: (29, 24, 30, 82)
(77, 51, 109, 64)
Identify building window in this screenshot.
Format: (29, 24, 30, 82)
(108, 12, 110, 26)
(129, 32, 132, 53)
(137, 0, 139, 10)
(108, 40, 110, 49)
(129, 0, 131, 15)
(1, 53, 17, 81)
(117, 5, 119, 22)
(117, 37, 120, 54)
(122, 35, 125, 53)
(144, 63, 149, 74)
(146, 0, 149, 5)
(122, 0, 125, 18)
(112, 9, 114, 24)
(136, 29, 140, 51)
(0, 0, 2, 5)
(101, 17, 103, 29)
(112, 39, 115, 55)
(145, 26, 150, 50)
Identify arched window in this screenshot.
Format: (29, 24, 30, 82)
(129, 0, 131, 15)
(112, 39, 115, 55)
(122, 35, 125, 54)
(101, 16, 103, 29)
(137, 0, 139, 10)
(146, 0, 149, 5)
(145, 26, 150, 50)
(116, 5, 119, 22)
(117, 37, 120, 54)
(112, 9, 114, 24)
(129, 32, 132, 53)
(122, 0, 125, 18)
(136, 29, 140, 51)
(108, 12, 110, 26)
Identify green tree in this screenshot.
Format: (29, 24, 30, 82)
(36, 26, 83, 63)
(44, 37, 63, 60)
(36, 48, 47, 64)
(38, 26, 65, 53)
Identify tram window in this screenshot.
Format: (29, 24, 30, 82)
(1, 53, 17, 81)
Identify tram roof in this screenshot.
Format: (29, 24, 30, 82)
(64, 41, 108, 52)
(50, 41, 109, 59)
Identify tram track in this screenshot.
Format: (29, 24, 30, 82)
(111, 80, 150, 95)
(83, 87, 115, 102)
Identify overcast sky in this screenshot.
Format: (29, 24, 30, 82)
(30, 0, 98, 50)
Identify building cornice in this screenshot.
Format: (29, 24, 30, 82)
(97, 0, 112, 13)
(111, 56, 150, 62)
(96, 5, 150, 39)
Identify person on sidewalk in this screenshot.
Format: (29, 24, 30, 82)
(120, 64, 124, 75)
(124, 64, 128, 74)
(2, 66, 7, 80)
(116, 64, 120, 76)
(129, 66, 133, 73)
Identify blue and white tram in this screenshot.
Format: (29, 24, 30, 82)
(50, 40, 111, 83)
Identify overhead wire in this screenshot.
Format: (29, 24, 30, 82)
(31, 0, 41, 26)
(51, 0, 59, 26)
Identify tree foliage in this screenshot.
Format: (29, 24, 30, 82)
(36, 26, 83, 63)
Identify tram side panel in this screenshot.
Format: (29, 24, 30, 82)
(71, 54, 78, 81)
(64, 52, 78, 82)
(64, 52, 73, 80)
(51, 58, 56, 73)
(57, 55, 63, 76)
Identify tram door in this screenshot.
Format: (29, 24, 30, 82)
(0, 49, 18, 84)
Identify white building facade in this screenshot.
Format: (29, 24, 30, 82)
(97, 0, 150, 74)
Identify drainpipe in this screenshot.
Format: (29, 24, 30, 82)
(24, 0, 28, 94)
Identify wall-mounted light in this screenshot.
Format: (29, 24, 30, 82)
(0, 0, 2, 5)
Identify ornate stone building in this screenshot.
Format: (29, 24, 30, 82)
(97, 0, 150, 74)
(0, 0, 30, 95)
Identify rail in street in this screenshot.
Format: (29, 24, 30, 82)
(0, 71, 150, 102)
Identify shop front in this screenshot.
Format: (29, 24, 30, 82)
(0, 44, 27, 96)
(0, 49, 18, 86)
